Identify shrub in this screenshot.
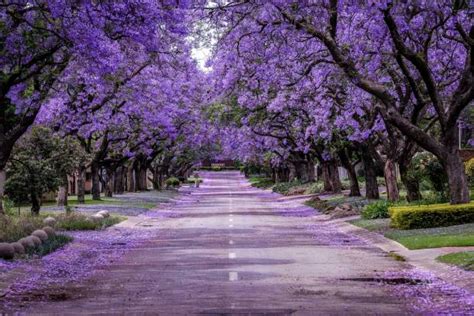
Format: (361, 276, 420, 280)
(390, 202, 474, 229)
(0, 215, 44, 243)
(362, 200, 391, 219)
(304, 182, 324, 194)
(272, 180, 302, 195)
(165, 177, 180, 188)
(466, 158, 474, 186)
(56, 213, 123, 231)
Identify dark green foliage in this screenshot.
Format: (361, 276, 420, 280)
(4, 126, 85, 213)
(408, 152, 449, 199)
(390, 203, 474, 229)
(362, 200, 391, 219)
(165, 177, 180, 187)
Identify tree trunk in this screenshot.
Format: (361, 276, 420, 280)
(321, 162, 332, 192)
(362, 150, 379, 199)
(384, 159, 400, 201)
(127, 163, 135, 192)
(399, 163, 422, 202)
(91, 161, 101, 200)
(104, 168, 114, 198)
(114, 166, 124, 194)
(443, 151, 470, 204)
(337, 150, 361, 197)
(77, 166, 86, 204)
(138, 164, 148, 191)
(57, 173, 69, 207)
(31, 191, 41, 216)
(0, 168, 5, 215)
(328, 161, 342, 193)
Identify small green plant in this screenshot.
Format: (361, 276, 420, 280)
(65, 205, 74, 214)
(2, 195, 16, 216)
(25, 234, 73, 257)
(165, 177, 180, 188)
(362, 200, 391, 219)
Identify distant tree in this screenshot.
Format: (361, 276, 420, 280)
(5, 126, 83, 215)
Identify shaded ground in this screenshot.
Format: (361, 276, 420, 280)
(1, 172, 472, 314)
(42, 190, 179, 216)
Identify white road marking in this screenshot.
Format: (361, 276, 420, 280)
(229, 240, 234, 245)
(229, 224, 233, 228)
(229, 214, 234, 217)
(229, 272, 238, 281)
(229, 252, 236, 259)
(229, 218, 233, 222)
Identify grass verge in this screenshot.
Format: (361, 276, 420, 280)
(350, 219, 474, 250)
(436, 251, 474, 271)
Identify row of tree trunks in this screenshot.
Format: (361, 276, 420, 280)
(272, 167, 290, 183)
(321, 160, 342, 193)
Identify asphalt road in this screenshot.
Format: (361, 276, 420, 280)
(26, 171, 409, 315)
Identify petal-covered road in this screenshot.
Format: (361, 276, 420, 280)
(2, 172, 473, 314)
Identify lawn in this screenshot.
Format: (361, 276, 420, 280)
(436, 251, 474, 271)
(349, 219, 474, 250)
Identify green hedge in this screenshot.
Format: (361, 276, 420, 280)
(390, 202, 474, 229)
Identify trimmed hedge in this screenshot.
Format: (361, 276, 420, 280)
(390, 202, 474, 229)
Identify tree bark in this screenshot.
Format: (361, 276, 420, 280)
(337, 150, 361, 197)
(0, 168, 5, 215)
(77, 165, 86, 204)
(91, 161, 101, 200)
(384, 159, 400, 201)
(114, 166, 124, 194)
(362, 150, 380, 199)
(104, 168, 114, 198)
(31, 191, 41, 216)
(443, 151, 470, 204)
(127, 162, 135, 192)
(56, 173, 69, 207)
(321, 162, 332, 192)
(328, 161, 342, 193)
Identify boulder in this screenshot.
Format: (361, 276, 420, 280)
(10, 242, 25, 255)
(98, 210, 110, 218)
(32, 229, 48, 242)
(0, 243, 15, 260)
(28, 235, 42, 247)
(90, 214, 104, 222)
(19, 237, 35, 249)
(42, 226, 56, 238)
(43, 216, 57, 227)
(340, 203, 353, 211)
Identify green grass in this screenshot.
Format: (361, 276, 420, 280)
(437, 251, 474, 271)
(25, 234, 73, 258)
(248, 176, 274, 189)
(388, 234, 474, 250)
(349, 218, 391, 232)
(350, 219, 474, 250)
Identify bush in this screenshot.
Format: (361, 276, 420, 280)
(165, 177, 180, 188)
(362, 200, 391, 219)
(0, 215, 45, 243)
(272, 181, 302, 195)
(304, 182, 324, 194)
(466, 158, 474, 186)
(390, 202, 474, 229)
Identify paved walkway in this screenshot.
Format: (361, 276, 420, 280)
(19, 171, 412, 315)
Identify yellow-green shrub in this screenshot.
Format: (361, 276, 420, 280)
(390, 202, 474, 229)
